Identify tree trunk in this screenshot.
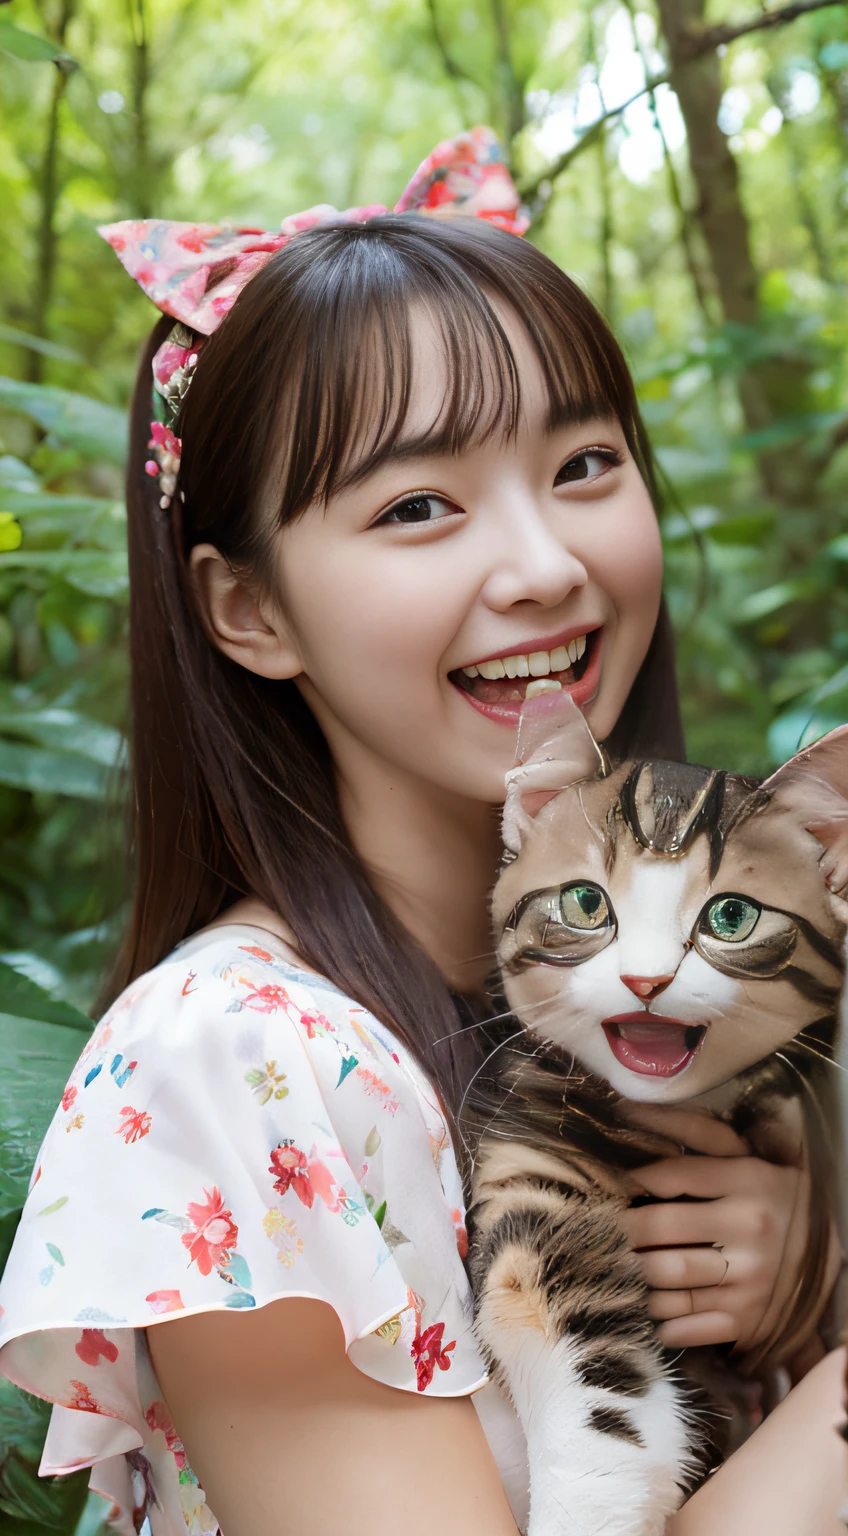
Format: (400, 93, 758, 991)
(28, 0, 76, 383)
(654, 0, 812, 497)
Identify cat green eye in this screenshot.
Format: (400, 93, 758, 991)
(693, 892, 797, 978)
(500, 880, 616, 969)
(705, 896, 760, 943)
(560, 883, 610, 930)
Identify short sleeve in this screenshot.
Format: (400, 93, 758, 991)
(0, 932, 489, 1534)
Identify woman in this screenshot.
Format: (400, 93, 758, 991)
(0, 133, 842, 1534)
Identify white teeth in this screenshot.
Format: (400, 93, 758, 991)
(460, 634, 589, 683)
(525, 678, 562, 698)
(478, 659, 505, 680)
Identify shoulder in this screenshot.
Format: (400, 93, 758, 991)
(93, 925, 365, 1063)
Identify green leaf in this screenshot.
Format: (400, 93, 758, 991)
(0, 457, 40, 494)
(0, 959, 92, 1031)
(0, 739, 112, 799)
(0, 490, 119, 522)
(0, 325, 83, 364)
(0, 1008, 90, 1216)
(0, 709, 123, 769)
(0, 514, 22, 552)
(0, 379, 127, 467)
(0, 21, 69, 64)
(0, 550, 128, 598)
(736, 581, 811, 623)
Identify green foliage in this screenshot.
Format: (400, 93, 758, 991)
(2, 0, 848, 1527)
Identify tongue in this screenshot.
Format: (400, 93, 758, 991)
(604, 1020, 700, 1077)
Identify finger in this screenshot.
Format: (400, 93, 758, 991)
(624, 1198, 754, 1249)
(657, 1311, 738, 1348)
(636, 1245, 729, 1291)
(632, 1155, 775, 1202)
(619, 1104, 747, 1157)
(647, 1288, 697, 1322)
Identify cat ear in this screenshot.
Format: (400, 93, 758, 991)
(502, 691, 605, 853)
(761, 724, 848, 898)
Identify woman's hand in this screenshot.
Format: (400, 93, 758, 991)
(619, 1107, 837, 1355)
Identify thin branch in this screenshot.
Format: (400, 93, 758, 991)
(685, 0, 848, 60)
(424, 0, 482, 100)
(521, 0, 846, 207)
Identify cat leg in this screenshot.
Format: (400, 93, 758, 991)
(470, 1189, 700, 1536)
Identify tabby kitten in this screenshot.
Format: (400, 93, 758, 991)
(466, 694, 847, 1536)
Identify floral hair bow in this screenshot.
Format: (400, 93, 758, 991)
(99, 125, 528, 510)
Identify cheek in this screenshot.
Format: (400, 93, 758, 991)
(582, 487, 663, 740)
(279, 532, 462, 683)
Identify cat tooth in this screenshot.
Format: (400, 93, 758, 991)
(528, 650, 551, 677)
(567, 639, 579, 665)
(575, 634, 587, 660)
(550, 644, 570, 672)
(525, 678, 562, 698)
(514, 655, 530, 677)
(462, 665, 480, 678)
(503, 655, 520, 679)
(478, 659, 505, 680)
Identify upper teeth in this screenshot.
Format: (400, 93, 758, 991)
(462, 635, 587, 681)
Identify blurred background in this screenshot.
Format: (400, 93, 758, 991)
(1, 0, 848, 1529)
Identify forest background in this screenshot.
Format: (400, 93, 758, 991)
(1, 0, 848, 1529)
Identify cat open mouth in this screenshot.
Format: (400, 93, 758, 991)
(601, 1014, 707, 1078)
(450, 625, 601, 723)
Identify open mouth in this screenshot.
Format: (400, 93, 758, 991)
(450, 626, 601, 724)
(602, 1014, 707, 1078)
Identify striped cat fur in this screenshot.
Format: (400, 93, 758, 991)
(463, 696, 847, 1536)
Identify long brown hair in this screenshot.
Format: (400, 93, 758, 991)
(107, 215, 683, 1119)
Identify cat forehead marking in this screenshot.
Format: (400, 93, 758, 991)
(620, 761, 720, 857)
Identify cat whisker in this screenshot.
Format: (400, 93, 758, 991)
(429, 994, 550, 1048)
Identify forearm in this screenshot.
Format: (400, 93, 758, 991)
(668, 1348, 848, 1536)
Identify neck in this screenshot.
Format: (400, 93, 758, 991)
(334, 741, 502, 994)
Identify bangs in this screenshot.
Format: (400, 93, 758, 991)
(259, 216, 640, 520)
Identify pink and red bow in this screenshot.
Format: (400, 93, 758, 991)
(100, 126, 528, 507)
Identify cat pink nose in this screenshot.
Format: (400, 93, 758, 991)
(620, 974, 675, 1001)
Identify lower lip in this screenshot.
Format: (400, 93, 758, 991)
(602, 1015, 706, 1078)
(451, 628, 603, 726)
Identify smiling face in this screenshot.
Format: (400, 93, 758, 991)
(265, 307, 663, 806)
(494, 720, 848, 1105)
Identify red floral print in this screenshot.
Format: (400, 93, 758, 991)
(145, 1289, 185, 1315)
(181, 1186, 238, 1276)
(117, 1106, 152, 1144)
(68, 1379, 101, 1413)
(240, 982, 292, 1013)
(61, 1084, 77, 1112)
(411, 1321, 456, 1391)
(269, 1143, 313, 1208)
(75, 1328, 119, 1367)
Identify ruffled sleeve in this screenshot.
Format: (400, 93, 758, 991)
(0, 930, 490, 1535)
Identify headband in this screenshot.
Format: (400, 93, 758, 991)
(99, 125, 529, 510)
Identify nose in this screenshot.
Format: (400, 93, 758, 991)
(481, 495, 589, 612)
(621, 974, 675, 1002)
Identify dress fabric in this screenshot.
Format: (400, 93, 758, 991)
(0, 926, 528, 1534)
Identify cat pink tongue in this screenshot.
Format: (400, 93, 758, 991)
(602, 1016, 703, 1077)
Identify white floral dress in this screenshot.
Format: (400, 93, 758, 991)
(0, 926, 528, 1534)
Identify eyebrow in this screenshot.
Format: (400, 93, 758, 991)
(334, 402, 616, 495)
